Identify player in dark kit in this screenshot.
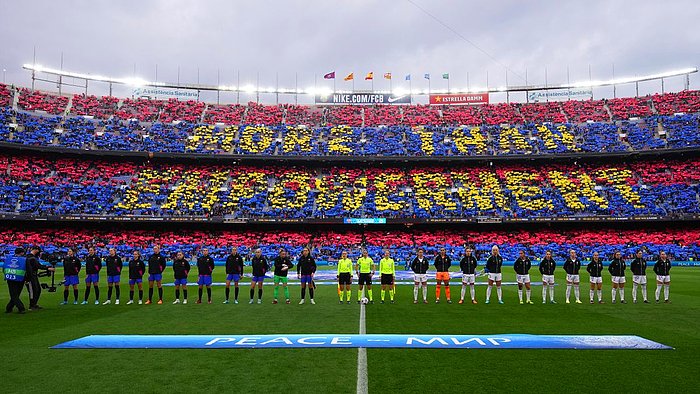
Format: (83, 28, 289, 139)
(172, 251, 190, 304)
(82, 246, 102, 305)
(587, 252, 605, 304)
(297, 247, 317, 305)
(608, 251, 627, 304)
(60, 249, 81, 305)
(434, 247, 452, 303)
(272, 249, 293, 304)
(146, 245, 167, 305)
(127, 250, 145, 305)
(103, 248, 123, 305)
(250, 249, 269, 304)
(196, 248, 215, 304)
(539, 250, 557, 304)
(563, 250, 582, 304)
(630, 250, 649, 304)
(459, 246, 478, 304)
(485, 245, 504, 304)
(224, 247, 244, 304)
(653, 251, 672, 303)
(513, 249, 533, 304)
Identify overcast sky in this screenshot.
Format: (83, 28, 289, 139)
(0, 0, 698, 104)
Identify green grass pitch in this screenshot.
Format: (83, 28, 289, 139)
(1, 268, 698, 393)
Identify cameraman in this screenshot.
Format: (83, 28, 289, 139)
(26, 246, 54, 310)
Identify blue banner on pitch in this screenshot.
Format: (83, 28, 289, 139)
(53, 334, 672, 350)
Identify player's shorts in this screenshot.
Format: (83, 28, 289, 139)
(174, 278, 187, 286)
(226, 274, 241, 282)
(148, 273, 163, 282)
(413, 274, 428, 283)
(85, 274, 99, 284)
(107, 275, 121, 284)
(656, 275, 670, 283)
(128, 278, 142, 285)
(198, 275, 213, 286)
(64, 275, 79, 286)
(381, 274, 394, 285)
(488, 273, 503, 282)
(462, 274, 476, 284)
(435, 271, 450, 281)
(273, 275, 288, 284)
(590, 276, 603, 284)
(252, 275, 266, 283)
(300, 274, 313, 284)
(633, 275, 647, 285)
(566, 274, 580, 283)
(516, 274, 530, 284)
(541, 275, 555, 285)
(358, 273, 372, 286)
(338, 273, 352, 285)
(612, 276, 626, 284)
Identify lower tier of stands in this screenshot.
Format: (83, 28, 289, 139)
(0, 227, 697, 263)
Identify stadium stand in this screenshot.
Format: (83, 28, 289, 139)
(0, 227, 697, 263)
(0, 154, 697, 219)
(70, 94, 119, 119)
(17, 88, 68, 114)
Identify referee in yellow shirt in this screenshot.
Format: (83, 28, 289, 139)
(337, 251, 353, 304)
(356, 249, 375, 304)
(379, 250, 396, 304)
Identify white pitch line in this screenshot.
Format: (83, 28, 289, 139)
(356, 301, 368, 394)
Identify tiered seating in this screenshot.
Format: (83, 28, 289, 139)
(17, 89, 68, 114)
(158, 99, 205, 123)
(607, 97, 652, 119)
(659, 114, 700, 148)
(0, 83, 12, 107)
(244, 102, 284, 125)
(69, 94, 119, 119)
(0, 154, 697, 219)
(283, 104, 322, 126)
(325, 105, 363, 126)
(518, 102, 566, 123)
(114, 98, 163, 122)
(203, 103, 245, 124)
(442, 105, 481, 126)
(479, 103, 522, 125)
(363, 105, 401, 126)
(652, 90, 700, 115)
(401, 105, 441, 126)
(562, 99, 610, 122)
(0, 227, 698, 262)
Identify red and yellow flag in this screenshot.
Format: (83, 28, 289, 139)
(344, 72, 354, 81)
(365, 72, 374, 80)
(384, 72, 392, 80)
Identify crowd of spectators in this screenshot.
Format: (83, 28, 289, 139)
(0, 227, 697, 263)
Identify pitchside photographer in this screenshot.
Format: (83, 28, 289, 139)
(25, 246, 55, 310)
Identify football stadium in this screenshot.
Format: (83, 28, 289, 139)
(2, 1, 700, 392)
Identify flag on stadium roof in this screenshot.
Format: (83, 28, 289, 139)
(384, 72, 392, 80)
(424, 73, 430, 80)
(365, 72, 374, 80)
(344, 72, 354, 81)
(405, 74, 411, 81)
(323, 71, 335, 79)
(442, 73, 449, 79)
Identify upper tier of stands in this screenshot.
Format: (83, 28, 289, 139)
(1, 85, 699, 157)
(2, 84, 698, 126)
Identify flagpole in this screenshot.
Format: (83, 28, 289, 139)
(334, 75, 336, 93)
(409, 78, 412, 104)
